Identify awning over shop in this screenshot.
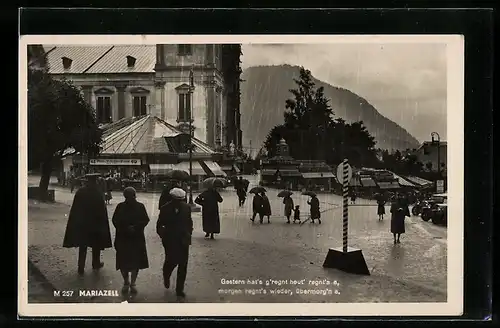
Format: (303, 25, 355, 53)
(261, 169, 277, 176)
(174, 161, 206, 176)
(360, 177, 377, 187)
(377, 181, 401, 189)
(203, 161, 227, 177)
(405, 175, 433, 187)
(278, 169, 302, 177)
(349, 177, 362, 187)
(149, 164, 175, 176)
(394, 174, 416, 187)
(302, 172, 336, 179)
(220, 164, 240, 174)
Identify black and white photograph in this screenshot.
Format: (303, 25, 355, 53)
(19, 35, 464, 317)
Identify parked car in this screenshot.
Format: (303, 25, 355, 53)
(431, 203, 447, 225)
(421, 193, 447, 222)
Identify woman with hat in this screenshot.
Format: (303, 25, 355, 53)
(112, 187, 150, 294)
(390, 193, 410, 244)
(157, 188, 193, 298)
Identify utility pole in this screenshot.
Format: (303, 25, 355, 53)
(188, 66, 194, 205)
(431, 131, 441, 192)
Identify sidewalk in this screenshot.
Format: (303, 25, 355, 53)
(26, 198, 447, 303)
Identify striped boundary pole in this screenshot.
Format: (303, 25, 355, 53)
(342, 158, 349, 253)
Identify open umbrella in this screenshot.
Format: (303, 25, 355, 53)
(302, 191, 317, 197)
(203, 177, 226, 189)
(277, 190, 293, 197)
(249, 186, 266, 194)
(165, 169, 190, 181)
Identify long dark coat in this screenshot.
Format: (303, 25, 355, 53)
(112, 200, 150, 271)
(377, 199, 386, 215)
(390, 202, 409, 234)
(157, 200, 193, 262)
(283, 196, 294, 217)
(63, 185, 112, 249)
(252, 194, 264, 214)
(308, 196, 321, 219)
(195, 189, 223, 234)
(261, 194, 272, 216)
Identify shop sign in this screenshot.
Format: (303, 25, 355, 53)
(89, 159, 141, 166)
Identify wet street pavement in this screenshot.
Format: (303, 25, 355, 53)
(26, 174, 447, 303)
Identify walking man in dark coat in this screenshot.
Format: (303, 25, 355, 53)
(261, 191, 272, 224)
(63, 173, 112, 275)
(251, 193, 264, 224)
(236, 177, 247, 207)
(195, 186, 223, 239)
(157, 188, 193, 298)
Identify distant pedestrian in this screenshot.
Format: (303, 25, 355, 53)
(251, 193, 264, 223)
(157, 188, 193, 298)
(350, 191, 357, 204)
(63, 173, 112, 275)
(195, 186, 223, 239)
(283, 194, 294, 224)
(377, 196, 386, 221)
(307, 195, 322, 224)
(236, 177, 246, 206)
(261, 192, 272, 224)
(112, 187, 150, 295)
(293, 205, 301, 224)
(390, 193, 410, 244)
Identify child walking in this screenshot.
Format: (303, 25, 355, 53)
(293, 205, 301, 224)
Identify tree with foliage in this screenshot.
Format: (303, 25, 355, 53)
(28, 52, 102, 200)
(264, 67, 377, 168)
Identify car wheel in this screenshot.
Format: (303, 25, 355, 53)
(421, 211, 431, 222)
(412, 207, 420, 216)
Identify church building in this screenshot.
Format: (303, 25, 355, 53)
(39, 44, 243, 151)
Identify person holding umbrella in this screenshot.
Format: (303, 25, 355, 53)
(278, 190, 294, 224)
(63, 173, 112, 275)
(111, 187, 150, 295)
(376, 193, 386, 221)
(250, 187, 265, 223)
(195, 181, 223, 239)
(260, 191, 272, 224)
(307, 193, 322, 224)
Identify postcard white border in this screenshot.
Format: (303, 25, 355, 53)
(18, 34, 464, 317)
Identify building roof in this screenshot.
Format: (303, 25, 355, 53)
(416, 140, 448, 152)
(100, 115, 214, 155)
(43, 45, 156, 74)
(404, 175, 433, 187)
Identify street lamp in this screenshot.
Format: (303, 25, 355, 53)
(188, 66, 194, 205)
(431, 131, 441, 191)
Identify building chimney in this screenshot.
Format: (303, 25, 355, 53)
(126, 55, 136, 68)
(61, 57, 72, 70)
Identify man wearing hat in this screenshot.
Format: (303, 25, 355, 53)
(156, 187, 192, 298)
(158, 179, 182, 210)
(63, 173, 113, 275)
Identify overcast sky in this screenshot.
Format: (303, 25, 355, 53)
(241, 43, 447, 142)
